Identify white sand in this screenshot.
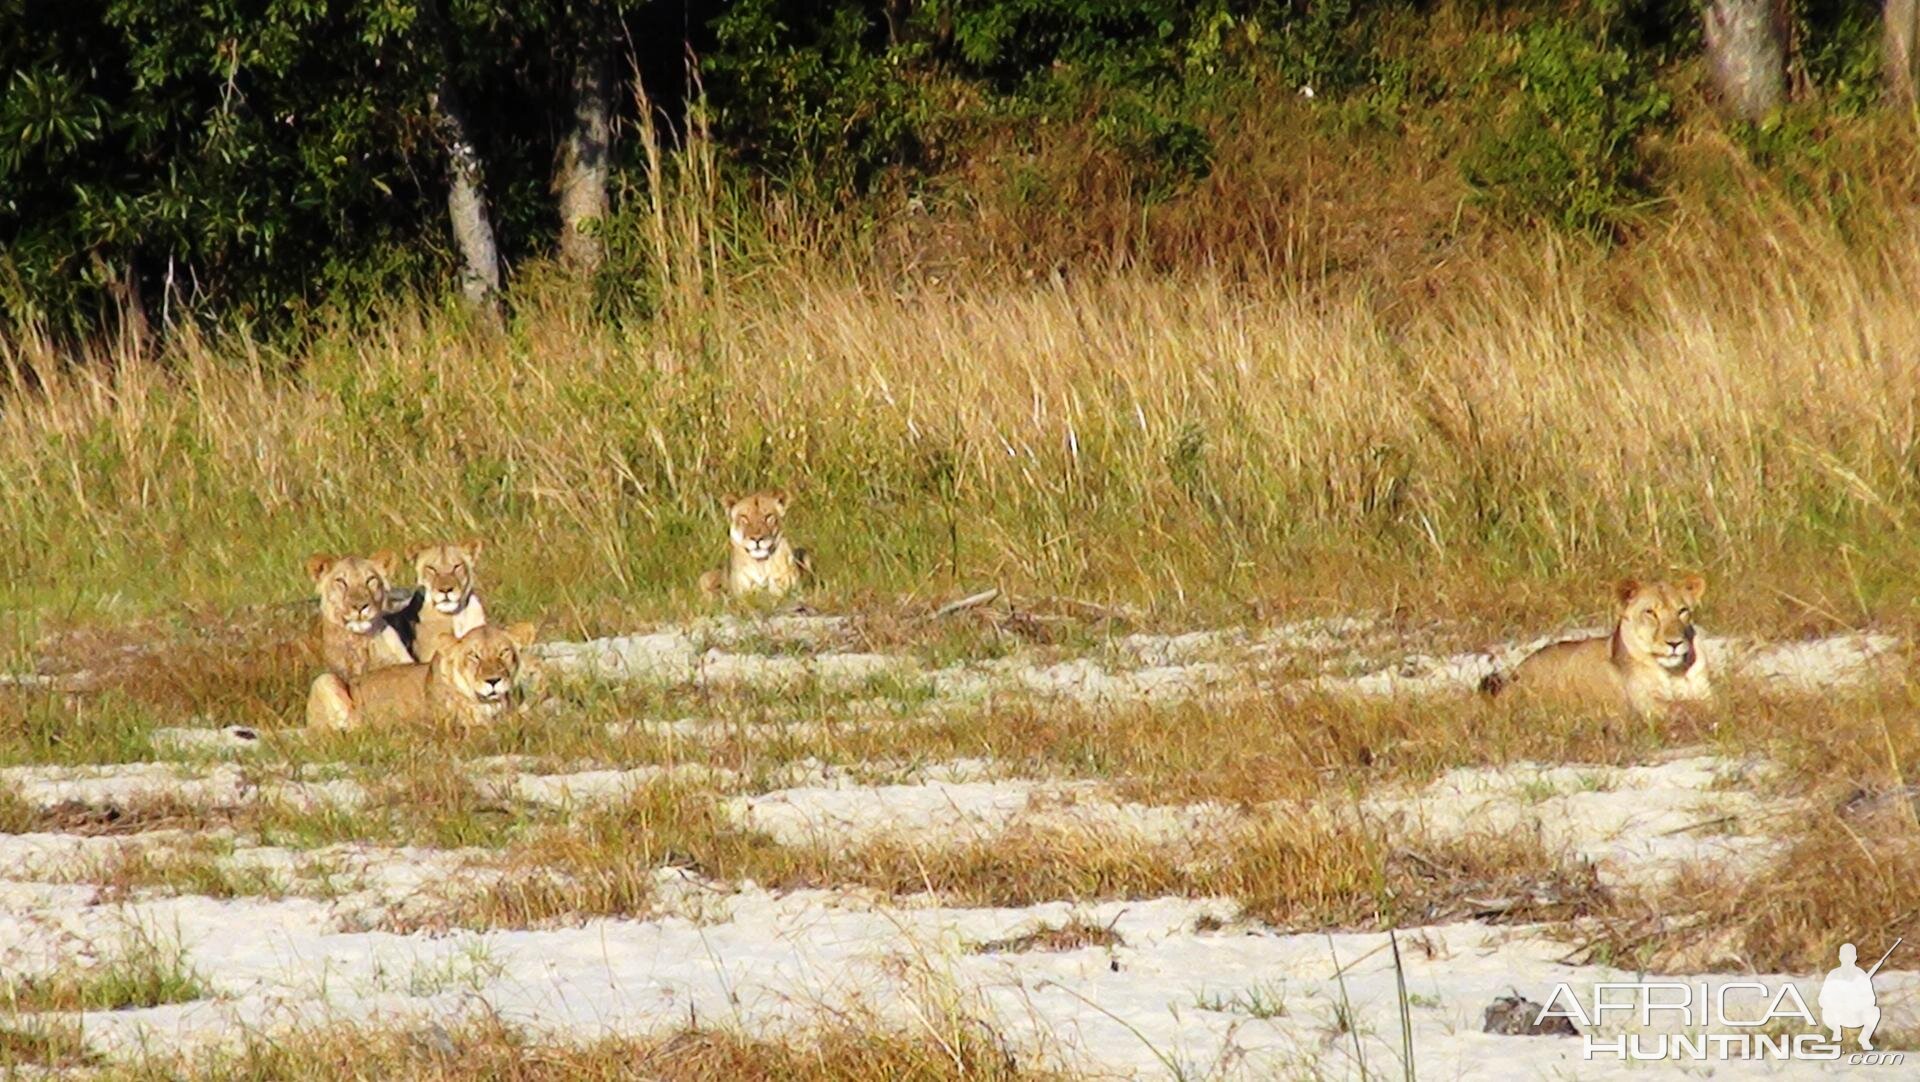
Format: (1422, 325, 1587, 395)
(3, 869, 1909, 1078)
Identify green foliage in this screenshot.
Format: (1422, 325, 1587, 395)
(1461, 17, 1671, 238)
(1796, 0, 1884, 113)
(0, 1, 446, 331)
(1093, 95, 1214, 202)
(0, 0, 1909, 331)
(932, 0, 1263, 85)
(707, 1, 927, 196)
(1268, 0, 1376, 97)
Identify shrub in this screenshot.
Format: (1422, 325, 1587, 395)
(1461, 18, 1671, 238)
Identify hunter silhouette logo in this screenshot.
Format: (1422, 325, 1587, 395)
(1819, 939, 1899, 1051)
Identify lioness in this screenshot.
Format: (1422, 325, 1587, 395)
(307, 552, 414, 679)
(405, 541, 489, 664)
(699, 490, 812, 598)
(1483, 575, 1710, 716)
(306, 622, 537, 732)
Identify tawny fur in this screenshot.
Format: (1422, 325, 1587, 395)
(306, 622, 536, 732)
(700, 490, 811, 598)
(406, 541, 489, 664)
(1486, 575, 1710, 716)
(307, 552, 413, 680)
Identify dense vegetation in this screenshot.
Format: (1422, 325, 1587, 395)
(2, 0, 1909, 332)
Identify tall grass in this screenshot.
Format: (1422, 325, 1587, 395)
(3, 107, 1919, 634)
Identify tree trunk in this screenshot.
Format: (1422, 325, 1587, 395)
(1703, 0, 1787, 120)
(421, 0, 501, 313)
(1890, 0, 1920, 102)
(554, 30, 613, 273)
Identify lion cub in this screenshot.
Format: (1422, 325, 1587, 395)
(405, 541, 489, 664)
(1485, 575, 1710, 716)
(306, 622, 536, 732)
(307, 552, 414, 679)
(699, 490, 812, 598)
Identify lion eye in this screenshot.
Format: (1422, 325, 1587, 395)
(1678, 608, 1691, 619)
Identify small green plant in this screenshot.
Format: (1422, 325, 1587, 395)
(1194, 982, 1289, 1019)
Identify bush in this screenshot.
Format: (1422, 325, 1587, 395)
(706, 1, 928, 197)
(1461, 18, 1671, 238)
(1092, 95, 1215, 202)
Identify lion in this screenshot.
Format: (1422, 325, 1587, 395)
(698, 490, 812, 598)
(306, 622, 537, 732)
(1481, 575, 1710, 716)
(306, 552, 414, 680)
(403, 541, 489, 664)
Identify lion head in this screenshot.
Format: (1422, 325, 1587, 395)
(412, 540, 483, 615)
(1613, 575, 1706, 670)
(307, 552, 400, 634)
(725, 490, 790, 561)
(440, 622, 537, 707)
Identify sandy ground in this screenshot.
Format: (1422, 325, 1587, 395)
(1, 615, 1911, 1078)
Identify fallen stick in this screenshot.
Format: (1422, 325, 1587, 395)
(933, 588, 1000, 618)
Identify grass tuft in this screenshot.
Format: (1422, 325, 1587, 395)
(1, 931, 208, 1013)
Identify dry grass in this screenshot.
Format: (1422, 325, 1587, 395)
(388, 774, 1604, 934)
(970, 916, 1125, 954)
(5, 125, 1920, 637)
(1587, 800, 1920, 975)
(13, 793, 243, 835)
(100, 1011, 1052, 1082)
(74, 836, 287, 904)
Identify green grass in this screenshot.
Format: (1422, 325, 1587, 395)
(0, 1018, 93, 1071)
(1195, 983, 1290, 1019)
(1, 933, 209, 1013)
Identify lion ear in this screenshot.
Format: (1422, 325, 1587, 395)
(505, 621, 538, 649)
(721, 493, 741, 513)
(369, 550, 399, 581)
(463, 538, 485, 561)
(305, 554, 335, 582)
(1680, 574, 1706, 604)
(1613, 578, 1642, 608)
(770, 489, 790, 512)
